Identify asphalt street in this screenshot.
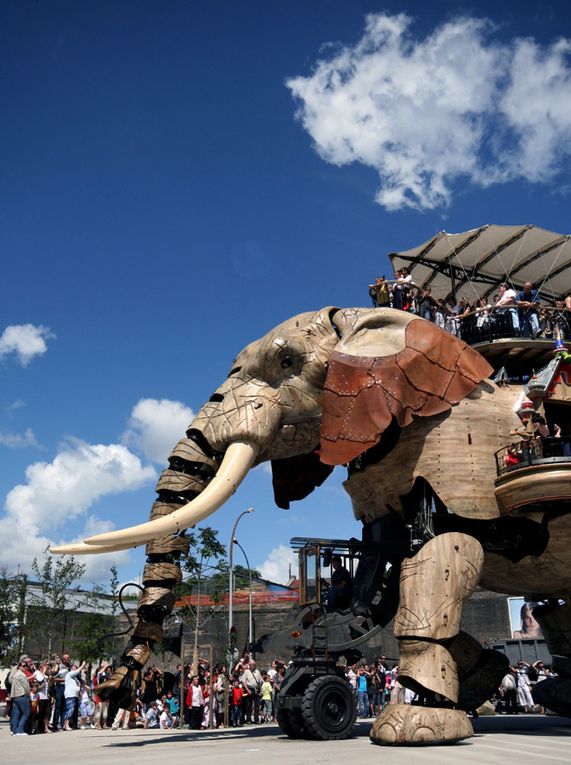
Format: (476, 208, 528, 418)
(3, 715, 571, 765)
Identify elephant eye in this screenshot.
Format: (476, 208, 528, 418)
(280, 356, 293, 370)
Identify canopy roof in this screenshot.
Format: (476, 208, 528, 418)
(389, 224, 571, 306)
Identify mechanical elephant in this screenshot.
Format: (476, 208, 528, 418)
(53, 306, 571, 743)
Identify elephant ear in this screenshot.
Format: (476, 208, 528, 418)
(320, 309, 493, 466)
(271, 451, 333, 510)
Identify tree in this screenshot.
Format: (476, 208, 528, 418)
(0, 568, 25, 666)
(28, 548, 86, 657)
(174, 527, 226, 625)
(73, 583, 117, 664)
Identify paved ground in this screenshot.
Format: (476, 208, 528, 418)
(2, 715, 571, 765)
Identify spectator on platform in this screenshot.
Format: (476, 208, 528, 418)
(517, 282, 541, 338)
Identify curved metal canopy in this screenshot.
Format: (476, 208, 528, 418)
(389, 224, 571, 306)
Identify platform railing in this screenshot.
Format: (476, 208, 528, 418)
(495, 438, 571, 477)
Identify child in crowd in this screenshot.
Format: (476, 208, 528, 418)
(260, 674, 273, 723)
(79, 681, 95, 729)
(144, 701, 160, 729)
(159, 706, 173, 729)
(231, 680, 244, 727)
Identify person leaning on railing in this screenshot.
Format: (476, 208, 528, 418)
(516, 282, 541, 338)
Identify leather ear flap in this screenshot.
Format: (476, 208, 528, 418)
(271, 451, 333, 509)
(320, 317, 493, 466)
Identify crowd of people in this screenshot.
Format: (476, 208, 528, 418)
(4, 646, 557, 736)
(497, 660, 555, 715)
(369, 273, 571, 341)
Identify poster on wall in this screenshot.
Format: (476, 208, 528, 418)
(508, 597, 543, 639)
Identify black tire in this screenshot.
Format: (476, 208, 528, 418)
(276, 707, 306, 739)
(301, 675, 357, 740)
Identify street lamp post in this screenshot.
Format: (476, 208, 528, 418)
(228, 507, 254, 635)
(233, 538, 253, 651)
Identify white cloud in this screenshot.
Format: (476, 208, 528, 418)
(258, 544, 298, 585)
(122, 398, 194, 464)
(0, 428, 39, 448)
(1, 438, 156, 581)
(5, 438, 156, 529)
(6, 398, 26, 412)
(287, 14, 571, 211)
(0, 324, 54, 366)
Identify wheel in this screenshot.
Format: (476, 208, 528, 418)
(301, 675, 357, 740)
(276, 707, 306, 738)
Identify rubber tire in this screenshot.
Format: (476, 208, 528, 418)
(301, 675, 357, 740)
(277, 707, 306, 739)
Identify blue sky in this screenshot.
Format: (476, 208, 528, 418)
(1, 0, 571, 587)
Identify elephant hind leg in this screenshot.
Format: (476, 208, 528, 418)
(371, 532, 484, 746)
(532, 596, 571, 716)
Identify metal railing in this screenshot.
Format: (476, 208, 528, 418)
(495, 437, 571, 476)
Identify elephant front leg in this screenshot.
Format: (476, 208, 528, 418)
(371, 532, 484, 746)
(95, 519, 187, 708)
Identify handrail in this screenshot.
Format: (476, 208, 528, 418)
(495, 438, 571, 477)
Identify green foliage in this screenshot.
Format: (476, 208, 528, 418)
(109, 565, 119, 618)
(28, 548, 87, 657)
(0, 567, 25, 666)
(73, 582, 116, 663)
(181, 526, 227, 584)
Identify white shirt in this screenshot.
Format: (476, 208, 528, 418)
(64, 668, 82, 698)
(497, 289, 517, 306)
(33, 670, 49, 700)
(190, 684, 203, 707)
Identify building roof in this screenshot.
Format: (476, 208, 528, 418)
(389, 224, 571, 306)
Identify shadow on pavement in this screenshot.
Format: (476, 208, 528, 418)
(472, 715, 571, 738)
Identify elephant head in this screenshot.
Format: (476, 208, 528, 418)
(55, 306, 492, 553)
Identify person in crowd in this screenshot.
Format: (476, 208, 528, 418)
(551, 299, 571, 339)
(159, 705, 173, 729)
(260, 674, 273, 723)
(496, 283, 520, 335)
(240, 659, 263, 724)
(29, 678, 40, 733)
(51, 653, 71, 731)
(32, 660, 51, 733)
(9, 656, 32, 735)
(417, 287, 436, 321)
(186, 675, 205, 730)
(475, 296, 493, 333)
(433, 299, 447, 329)
(369, 276, 390, 308)
(111, 703, 131, 731)
(516, 281, 541, 338)
(356, 666, 369, 718)
(165, 690, 179, 727)
(500, 667, 518, 714)
(143, 701, 160, 729)
(79, 680, 95, 729)
(373, 657, 387, 714)
(515, 660, 534, 712)
(327, 555, 352, 609)
(346, 664, 358, 696)
(63, 661, 86, 730)
(93, 662, 111, 729)
(230, 679, 244, 727)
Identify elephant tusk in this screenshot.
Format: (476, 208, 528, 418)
(49, 540, 142, 555)
(82, 440, 259, 548)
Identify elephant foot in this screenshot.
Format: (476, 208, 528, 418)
(370, 704, 473, 746)
(532, 677, 571, 717)
(96, 644, 151, 709)
(457, 649, 509, 712)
